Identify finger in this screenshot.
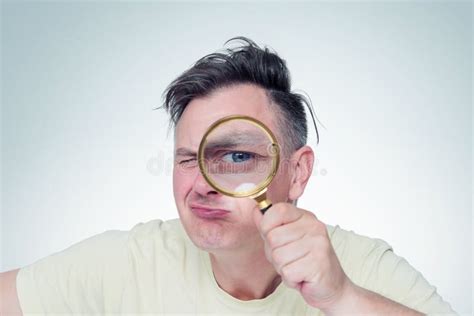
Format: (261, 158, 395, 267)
(271, 235, 311, 275)
(265, 219, 307, 249)
(280, 251, 314, 289)
(259, 203, 304, 237)
(252, 204, 264, 234)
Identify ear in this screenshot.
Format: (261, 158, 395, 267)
(288, 146, 314, 201)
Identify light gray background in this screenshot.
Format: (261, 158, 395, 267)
(1, 1, 472, 314)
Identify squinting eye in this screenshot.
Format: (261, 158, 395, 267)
(222, 152, 253, 163)
(178, 158, 197, 167)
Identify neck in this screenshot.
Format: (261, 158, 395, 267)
(208, 242, 282, 301)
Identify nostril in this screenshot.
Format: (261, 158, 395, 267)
(193, 173, 221, 196)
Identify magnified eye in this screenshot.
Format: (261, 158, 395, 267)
(222, 152, 254, 163)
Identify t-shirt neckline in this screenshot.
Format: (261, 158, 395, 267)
(199, 250, 287, 311)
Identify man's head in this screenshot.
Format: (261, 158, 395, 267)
(161, 37, 318, 254)
(163, 37, 320, 155)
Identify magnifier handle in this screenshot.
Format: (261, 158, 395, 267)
(260, 203, 272, 215)
(254, 192, 272, 215)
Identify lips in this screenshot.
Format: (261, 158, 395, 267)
(190, 204, 230, 219)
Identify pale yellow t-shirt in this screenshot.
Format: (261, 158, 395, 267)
(16, 219, 456, 315)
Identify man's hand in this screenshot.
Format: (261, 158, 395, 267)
(253, 202, 424, 315)
(253, 202, 351, 310)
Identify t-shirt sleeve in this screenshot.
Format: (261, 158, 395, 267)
(358, 241, 456, 315)
(16, 230, 131, 314)
(328, 226, 456, 315)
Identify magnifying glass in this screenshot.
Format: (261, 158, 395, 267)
(198, 115, 280, 214)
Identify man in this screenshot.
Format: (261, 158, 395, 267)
(1, 37, 455, 315)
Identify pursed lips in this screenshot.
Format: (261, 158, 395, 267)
(189, 204, 231, 219)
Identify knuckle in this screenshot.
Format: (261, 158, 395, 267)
(308, 220, 326, 236)
(305, 210, 318, 220)
(269, 204, 282, 218)
(272, 204, 285, 217)
(260, 221, 271, 236)
(266, 230, 277, 247)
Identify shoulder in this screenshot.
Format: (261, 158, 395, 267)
(18, 219, 189, 275)
(325, 224, 393, 284)
(326, 224, 392, 255)
(325, 225, 456, 314)
(128, 218, 187, 244)
(127, 218, 193, 262)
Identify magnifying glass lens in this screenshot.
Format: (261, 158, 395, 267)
(201, 119, 278, 196)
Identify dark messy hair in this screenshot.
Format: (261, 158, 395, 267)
(157, 36, 320, 153)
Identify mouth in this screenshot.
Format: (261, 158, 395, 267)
(190, 204, 231, 219)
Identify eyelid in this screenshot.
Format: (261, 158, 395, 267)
(222, 151, 253, 160)
(178, 157, 197, 165)
(180, 157, 196, 161)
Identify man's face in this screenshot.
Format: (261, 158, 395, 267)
(173, 84, 293, 252)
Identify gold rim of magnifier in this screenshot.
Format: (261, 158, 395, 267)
(197, 115, 280, 198)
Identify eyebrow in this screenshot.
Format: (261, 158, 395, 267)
(204, 138, 250, 153)
(175, 148, 197, 157)
(174, 132, 269, 157)
(204, 132, 268, 151)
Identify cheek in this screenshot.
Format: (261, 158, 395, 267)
(173, 166, 196, 204)
(266, 162, 292, 202)
(236, 197, 257, 217)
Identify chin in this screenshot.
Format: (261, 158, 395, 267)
(187, 229, 231, 251)
(178, 205, 257, 251)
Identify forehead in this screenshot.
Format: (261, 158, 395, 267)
(175, 84, 278, 150)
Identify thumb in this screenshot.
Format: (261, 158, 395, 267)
(252, 204, 264, 232)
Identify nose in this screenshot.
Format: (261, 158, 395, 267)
(193, 170, 219, 197)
